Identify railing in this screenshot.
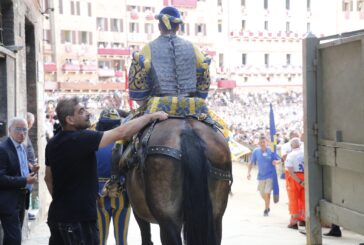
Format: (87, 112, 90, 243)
(44, 63, 57, 73)
(98, 48, 131, 56)
(62, 64, 80, 72)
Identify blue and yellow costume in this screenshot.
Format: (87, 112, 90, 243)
(95, 110, 131, 245)
(128, 6, 212, 117)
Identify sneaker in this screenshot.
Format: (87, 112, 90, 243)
(287, 223, 298, 230)
(263, 209, 269, 216)
(28, 213, 36, 221)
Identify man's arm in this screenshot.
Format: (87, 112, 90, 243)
(247, 162, 254, 180)
(44, 166, 53, 195)
(99, 111, 168, 148)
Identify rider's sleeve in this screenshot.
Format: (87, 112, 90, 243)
(194, 46, 211, 100)
(128, 44, 152, 101)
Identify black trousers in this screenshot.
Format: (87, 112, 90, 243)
(48, 221, 99, 245)
(0, 192, 27, 245)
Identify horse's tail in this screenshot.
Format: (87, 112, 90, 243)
(181, 127, 216, 245)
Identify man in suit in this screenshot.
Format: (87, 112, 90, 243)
(0, 117, 38, 245)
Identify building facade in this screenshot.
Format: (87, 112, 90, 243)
(43, 0, 364, 93)
(0, 0, 47, 225)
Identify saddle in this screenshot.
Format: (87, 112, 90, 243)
(118, 115, 232, 182)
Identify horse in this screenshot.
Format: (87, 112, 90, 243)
(115, 117, 232, 245)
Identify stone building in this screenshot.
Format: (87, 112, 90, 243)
(0, 0, 47, 224)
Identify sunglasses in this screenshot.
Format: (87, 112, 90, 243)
(13, 127, 28, 133)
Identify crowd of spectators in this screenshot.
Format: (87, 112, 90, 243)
(207, 89, 303, 147)
(44, 89, 303, 148)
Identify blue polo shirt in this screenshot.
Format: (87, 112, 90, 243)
(251, 147, 280, 180)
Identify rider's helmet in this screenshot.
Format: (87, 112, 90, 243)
(96, 109, 121, 131)
(155, 6, 183, 32)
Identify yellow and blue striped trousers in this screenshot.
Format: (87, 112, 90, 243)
(97, 190, 131, 245)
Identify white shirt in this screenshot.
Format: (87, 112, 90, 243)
(285, 148, 304, 172)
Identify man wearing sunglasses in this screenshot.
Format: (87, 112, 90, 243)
(0, 117, 38, 245)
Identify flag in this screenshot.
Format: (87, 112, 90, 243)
(269, 103, 280, 203)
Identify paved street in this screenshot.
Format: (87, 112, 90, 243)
(23, 162, 364, 245)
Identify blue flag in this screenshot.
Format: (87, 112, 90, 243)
(269, 103, 280, 203)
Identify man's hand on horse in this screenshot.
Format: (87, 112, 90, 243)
(149, 111, 168, 122)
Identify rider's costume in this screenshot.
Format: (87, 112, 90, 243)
(95, 110, 131, 245)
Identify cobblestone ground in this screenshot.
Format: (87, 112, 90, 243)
(23, 162, 364, 245)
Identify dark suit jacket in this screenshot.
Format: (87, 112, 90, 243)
(0, 137, 28, 214)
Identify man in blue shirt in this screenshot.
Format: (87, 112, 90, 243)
(247, 135, 280, 216)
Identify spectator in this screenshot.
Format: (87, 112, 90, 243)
(0, 117, 38, 245)
(44, 96, 167, 244)
(285, 138, 305, 229)
(247, 135, 280, 216)
(24, 112, 40, 221)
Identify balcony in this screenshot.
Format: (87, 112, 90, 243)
(217, 79, 236, 89)
(80, 64, 97, 72)
(171, 0, 197, 8)
(115, 71, 124, 77)
(44, 81, 59, 91)
(98, 69, 115, 77)
(130, 12, 138, 20)
(44, 63, 57, 73)
(98, 48, 131, 56)
(145, 13, 154, 21)
(62, 64, 80, 72)
(58, 81, 126, 91)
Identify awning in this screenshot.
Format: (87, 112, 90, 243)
(217, 80, 236, 89)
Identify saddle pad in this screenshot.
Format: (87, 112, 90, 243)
(145, 96, 209, 117)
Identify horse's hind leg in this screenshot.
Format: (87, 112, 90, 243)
(133, 211, 153, 245)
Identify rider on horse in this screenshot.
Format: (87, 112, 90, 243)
(128, 6, 211, 115)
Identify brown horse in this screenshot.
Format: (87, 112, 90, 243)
(117, 117, 232, 245)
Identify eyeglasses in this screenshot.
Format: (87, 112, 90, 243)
(13, 127, 28, 133)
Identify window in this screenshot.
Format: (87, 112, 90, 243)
(241, 20, 246, 30)
(43, 30, 51, 44)
(264, 21, 268, 30)
(59, 0, 63, 14)
(70, 1, 74, 15)
(219, 53, 224, 68)
(79, 31, 88, 44)
(111, 19, 120, 32)
(97, 18, 108, 31)
(44, 0, 49, 10)
(180, 23, 190, 35)
(286, 0, 290, 10)
(195, 23, 206, 35)
(76, 1, 80, 16)
(286, 54, 291, 65)
(264, 53, 269, 67)
(342, 0, 353, 11)
(217, 0, 222, 6)
(307, 23, 311, 32)
(286, 22, 290, 32)
(130, 23, 139, 33)
(357, 0, 364, 10)
(242, 53, 247, 65)
(88, 2, 91, 16)
(145, 23, 153, 34)
(264, 0, 268, 9)
(61, 30, 72, 43)
(218, 20, 222, 33)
